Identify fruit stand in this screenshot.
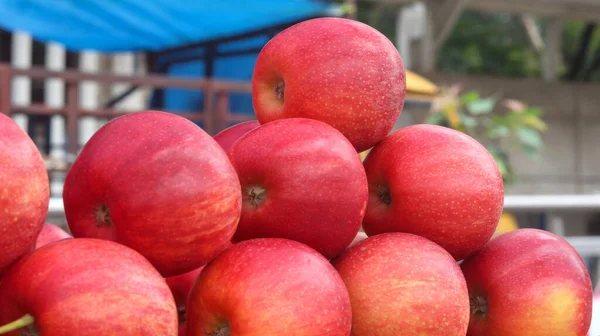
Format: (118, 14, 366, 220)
(1, 1, 598, 336)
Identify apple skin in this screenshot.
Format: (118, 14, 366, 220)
(0, 238, 178, 335)
(165, 266, 205, 336)
(252, 17, 406, 152)
(362, 124, 504, 261)
(34, 223, 72, 250)
(187, 238, 352, 336)
(213, 120, 260, 152)
(460, 229, 593, 336)
(332, 232, 470, 336)
(0, 113, 49, 276)
(227, 118, 368, 260)
(62, 111, 242, 277)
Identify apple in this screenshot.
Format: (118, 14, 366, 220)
(187, 238, 352, 336)
(460, 229, 593, 336)
(332, 232, 469, 335)
(165, 266, 205, 336)
(62, 111, 242, 277)
(213, 120, 260, 152)
(362, 124, 504, 261)
(0, 238, 178, 335)
(0, 113, 49, 276)
(34, 223, 71, 250)
(252, 17, 406, 152)
(227, 118, 368, 259)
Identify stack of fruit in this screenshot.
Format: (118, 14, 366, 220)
(0, 18, 593, 336)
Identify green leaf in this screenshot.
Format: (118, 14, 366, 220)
(460, 113, 478, 129)
(523, 107, 543, 117)
(488, 124, 510, 138)
(460, 91, 480, 105)
(518, 128, 543, 149)
(521, 144, 541, 158)
(466, 97, 496, 115)
(425, 113, 447, 125)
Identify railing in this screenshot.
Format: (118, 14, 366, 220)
(0, 63, 255, 164)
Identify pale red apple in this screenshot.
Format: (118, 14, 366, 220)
(461, 229, 593, 336)
(213, 120, 260, 152)
(0, 238, 178, 335)
(227, 118, 368, 259)
(165, 266, 205, 336)
(34, 223, 71, 250)
(187, 238, 352, 336)
(62, 111, 241, 277)
(332, 232, 470, 335)
(0, 114, 49, 276)
(252, 17, 406, 152)
(362, 124, 504, 260)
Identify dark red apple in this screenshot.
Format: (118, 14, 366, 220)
(227, 118, 368, 259)
(34, 223, 71, 250)
(332, 232, 470, 335)
(0, 238, 178, 335)
(362, 124, 504, 260)
(165, 266, 205, 336)
(461, 229, 593, 336)
(62, 111, 241, 277)
(252, 17, 406, 152)
(0, 113, 49, 276)
(213, 120, 260, 152)
(187, 238, 352, 336)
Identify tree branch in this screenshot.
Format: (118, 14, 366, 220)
(566, 23, 597, 80)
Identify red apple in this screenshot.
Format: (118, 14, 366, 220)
(213, 120, 260, 152)
(227, 118, 368, 259)
(252, 17, 406, 152)
(165, 266, 205, 336)
(461, 229, 593, 336)
(34, 223, 71, 250)
(0, 114, 49, 276)
(187, 238, 352, 336)
(332, 232, 470, 335)
(362, 124, 504, 260)
(0, 238, 178, 335)
(62, 111, 241, 277)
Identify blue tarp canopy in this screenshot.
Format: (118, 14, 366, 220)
(0, 0, 335, 52)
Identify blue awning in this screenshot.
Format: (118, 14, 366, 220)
(0, 0, 336, 52)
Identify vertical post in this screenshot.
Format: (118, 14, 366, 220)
(543, 17, 562, 81)
(45, 42, 67, 197)
(112, 52, 144, 111)
(421, 2, 437, 73)
(203, 81, 214, 135)
(215, 90, 230, 133)
(0, 64, 11, 115)
(79, 51, 100, 147)
(66, 81, 79, 158)
(11, 31, 32, 130)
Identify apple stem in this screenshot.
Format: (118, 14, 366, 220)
(274, 81, 285, 102)
(245, 186, 266, 208)
(470, 295, 489, 317)
(0, 314, 35, 334)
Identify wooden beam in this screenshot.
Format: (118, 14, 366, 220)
(434, 0, 469, 50)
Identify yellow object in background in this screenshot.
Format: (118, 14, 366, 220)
(358, 149, 370, 162)
(494, 212, 520, 237)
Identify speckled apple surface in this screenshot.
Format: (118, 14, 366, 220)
(187, 238, 352, 336)
(332, 232, 470, 335)
(362, 124, 504, 261)
(252, 17, 406, 152)
(62, 111, 242, 277)
(0, 113, 49, 276)
(227, 118, 368, 260)
(0, 238, 178, 335)
(461, 229, 593, 336)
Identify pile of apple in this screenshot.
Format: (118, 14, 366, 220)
(0, 18, 594, 336)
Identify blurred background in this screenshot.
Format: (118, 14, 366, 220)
(1, 0, 599, 332)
